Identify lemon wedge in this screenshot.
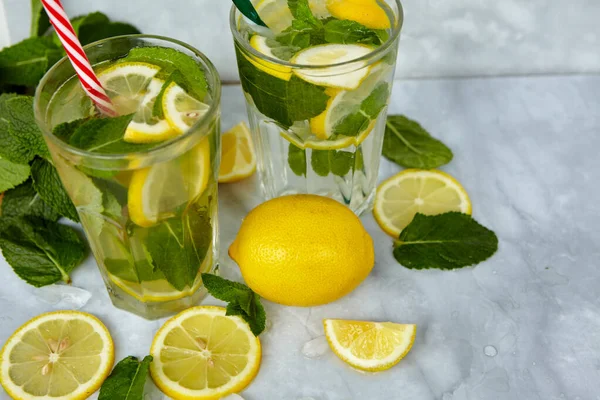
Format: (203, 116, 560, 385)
(219, 122, 257, 183)
(324, 319, 416, 372)
(0, 311, 114, 400)
(373, 169, 472, 237)
(128, 137, 211, 227)
(98, 61, 160, 114)
(291, 44, 373, 90)
(162, 82, 210, 133)
(326, 0, 391, 30)
(248, 35, 292, 81)
(150, 306, 261, 399)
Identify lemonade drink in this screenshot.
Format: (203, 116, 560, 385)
(231, 0, 403, 214)
(34, 36, 221, 319)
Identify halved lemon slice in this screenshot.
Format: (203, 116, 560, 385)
(128, 137, 211, 227)
(248, 35, 292, 81)
(291, 44, 374, 90)
(324, 319, 416, 372)
(124, 78, 178, 143)
(0, 311, 114, 400)
(150, 306, 261, 399)
(163, 82, 210, 133)
(219, 122, 257, 183)
(98, 62, 160, 114)
(326, 0, 391, 30)
(373, 169, 472, 237)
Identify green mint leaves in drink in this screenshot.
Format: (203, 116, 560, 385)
(383, 115, 454, 169)
(393, 212, 498, 270)
(98, 356, 153, 400)
(288, 143, 307, 176)
(0, 216, 86, 287)
(201, 274, 267, 336)
(311, 149, 354, 177)
(333, 82, 390, 136)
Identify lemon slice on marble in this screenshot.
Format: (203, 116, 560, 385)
(324, 318, 416, 372)
(291, 44, 374, 90)
(0, 311, 114, 400)
(150, 306, 261, 399)
(373, 169, 472, 237)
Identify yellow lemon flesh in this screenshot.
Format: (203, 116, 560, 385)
(0, 311, 114, 400)
(248, 35, 292, 81)
(326, 0, 391, 30)
(324, 319, 416, 372)
(218, 122, 257, 183)
(150, 306, 261, 400)
(229, 194, 375, 306)
(373, 169, 472, 237)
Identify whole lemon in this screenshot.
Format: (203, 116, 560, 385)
(229, 195, 375, 306)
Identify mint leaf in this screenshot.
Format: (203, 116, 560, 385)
(383, 115, 453, 169)
(201, 274, 266, 336)
(2, 96, 51, 161)
(145, 206, 212, 291)
(31, 158, 79, 222)
(310, 150, 353, 177)
(1, 180, 60, 221)
(288, 0, 321, 26)
(334, 82, 389, 136)
(237, 48, 329, 128)
(122, 47, 208, 102)
(324, 19, 382, 45)
(99, 355, 153, 400)
(0, 216, 86, 287)
(67, 115, 153, 154)
(0, 157, 31, 192)
(288, 143, 307, 176)
(266, 38, 298, 61)
(30, 0, 51, 37)
(0, 37, 61, 87)
(52, 118, 89, 142)
(393, 212, 498, 270)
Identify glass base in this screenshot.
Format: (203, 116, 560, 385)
(263, 187, 376, 216)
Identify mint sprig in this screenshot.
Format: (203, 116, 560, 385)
(98, 356, 153, 400)
(393, 212, 498, 270)
(383, 115, 453, 169)
(201, 274, 267, 336)
(31, 159, 79, 222)
(1, 180, 60, 221)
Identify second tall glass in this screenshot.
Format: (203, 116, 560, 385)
(230, 0, 403, 215)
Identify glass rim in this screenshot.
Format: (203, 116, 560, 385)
(229, 0, 404, 69)
(34, 34, 221, 161)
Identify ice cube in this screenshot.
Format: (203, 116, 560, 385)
(301, 336, 329, 359)
(33, 284, 91, 309)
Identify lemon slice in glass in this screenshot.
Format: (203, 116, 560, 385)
(162, 82, 210, 133)
(150, 306, 261, 399)
(326, 0, 391, 30)
(128, 137, 211, 227)
(98, 62, 160, 114)
(0, 311, 114, 400)
(248, 35, 292, 81)
(124, 78, 178, 143)
(373, 169, 472, 237)
(324, 319, 416, 372)
(291, 44, 374, 90)
(219, 122, 257, 183)
(255, 0, 294, 33)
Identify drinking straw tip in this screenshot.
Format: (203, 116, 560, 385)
(232, 0, 269, 27)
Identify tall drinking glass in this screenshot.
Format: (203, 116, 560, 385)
(230, 0, 403, 215)
(35, 35, 221, 319)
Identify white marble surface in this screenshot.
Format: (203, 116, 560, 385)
(2, 0, 600, 80)
(1, 75, 600, 399)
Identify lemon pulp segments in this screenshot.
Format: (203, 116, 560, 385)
(0, 311, 114, 400)
(219, 122, 257, 183)
(324, 319, 416, 371)
(163, 82, 210, 133)
(150, 306, 261, 399)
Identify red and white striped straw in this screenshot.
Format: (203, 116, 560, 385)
(40, 0, 117, 116)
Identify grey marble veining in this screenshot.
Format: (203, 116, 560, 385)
(1, 75, 599, 400)
(2, 0, 600, 80)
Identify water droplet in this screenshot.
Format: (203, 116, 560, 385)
(484, 345, 498, 357)
(512, 351, 517, 355)
(301, 336, 329, 359)
(492, 270, 497, 274)
(451, 311, 459, 319)
(532, 361, 536, 366)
